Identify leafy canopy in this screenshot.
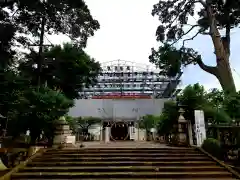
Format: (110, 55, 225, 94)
(19, 43, 101, 99)
(139, 115, 160, 131)
(4, 0, 100, 48)
(156, 83, 234, 135)
(8, 86, 74, 143)
(66, 116, 101, 135)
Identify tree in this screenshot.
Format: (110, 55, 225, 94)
(19, 43, 101, 99)
(157, 101, 179, 135)
(3, 0, 100, 85)
(65, 116, 78, 134)
(75, 117, 101, 135)
(206, 88, 225, 109)
(5, 0, 99, 48)
(150, 0, 239, 93)
(177, 83, 230, 123)
(177, 83, 207, 120)
(156, 84, 231, 136)
(223, 91, 240, 120)
(9, 86, 74, 144)
(139, 115, 159, 131)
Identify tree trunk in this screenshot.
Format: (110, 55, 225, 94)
(198, 54, 236, 94)
(198, 5, 236, 94)
(216, 59, 236, 93)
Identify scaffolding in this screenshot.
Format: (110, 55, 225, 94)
(80, 60, 182, 99)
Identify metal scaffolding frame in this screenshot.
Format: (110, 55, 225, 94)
(80, 60, 182, 99)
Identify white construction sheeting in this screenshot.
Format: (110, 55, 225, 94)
(69, 99, 167, 119)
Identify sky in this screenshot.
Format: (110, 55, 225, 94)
(49, 0, 240, 91)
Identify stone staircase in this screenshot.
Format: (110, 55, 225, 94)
(10, 147, 238, 179)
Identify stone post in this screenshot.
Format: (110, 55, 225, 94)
(188, 120, 193, 145)
(53, 116, 73, 148)
(105, 126, 110, 143)
(177, 108, 188, 146)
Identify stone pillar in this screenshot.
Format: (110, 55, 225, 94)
(100, 121, 103, 141)
(188, 120, 194, 145)
(105, 126, 110, 143)
(177, 108, 188, 146)
(53, 116, 73, 148)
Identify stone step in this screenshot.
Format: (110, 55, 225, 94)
(42, 153, 203, 157)
(13, 177, 238, 180)
(45, 149, 197, 154)
(11, 171, 233, 179)
(32, 156, 210, 162)
(27, 160, 216, 167)
(46, 147, 193, 151)
(20, 166, 225, 173)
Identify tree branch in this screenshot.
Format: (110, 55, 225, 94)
(182, 31, 201, 47)
(182, 29, 208, 47)
(197, 58, 218, 75)
(170, 24, 199, 46)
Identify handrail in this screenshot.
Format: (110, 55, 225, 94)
(0, 147, 49, 180)
(193, 145, 240, 179)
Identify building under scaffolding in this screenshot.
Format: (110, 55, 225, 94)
(79, 60, 182, 99)
(69, 60, 182, 141)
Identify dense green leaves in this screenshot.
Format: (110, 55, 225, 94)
(0, 0, 100, 144)
(66, 116, 101, 135)
(157, 101, 178, 135)
(149, 44, 201, 77)
(5, 0, 99, 48)
(156, 83, 235, 135)
(152, 0, 240, 43)
(8, 87, 74, 143)
(19, 43, 101, 99)
(139, 115, 160, 131)
(223, 92, 240, 120)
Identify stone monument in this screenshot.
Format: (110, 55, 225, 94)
(53, 116, 76, 148)
(177, 108, 188, 146)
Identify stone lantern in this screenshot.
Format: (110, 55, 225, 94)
(177, 108, 188, 146)
(53, 116, 73, 148)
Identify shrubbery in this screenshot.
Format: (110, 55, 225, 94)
(202, 138, 223, 160)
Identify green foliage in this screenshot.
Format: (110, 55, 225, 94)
(139, 115, 159, 131)
(150, 0, 238, 92)
(149, 45, 201, 77)
(177, 83, 207, 121)
(65, 116, 78, 133)
(151, 0, 239, 43)
(157, 101, 178, 135)
(0, 0, 100, 145)
(19, 43, 101, 99)
(0, 71, 27, 118)
(178, 83, 207, 108)
(73, 116, 102, 135)
(177, 84, 230, 123)
(156, 84, 232, 136)
(206, 88, 225, 109)
(202, 138, 223, 160)
(5, 0, 99, 48)
(203, 106, 231, 124)
(9, 86, 74, 143)
(223, 92, 240, 120)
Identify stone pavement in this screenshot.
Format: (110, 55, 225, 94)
(76, 141, 184, 149)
